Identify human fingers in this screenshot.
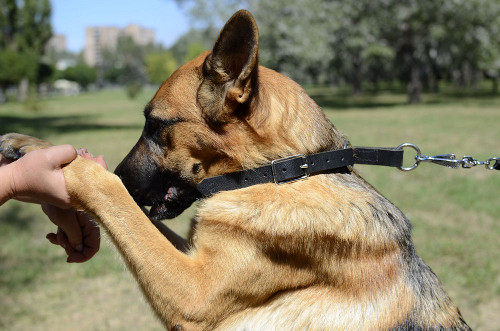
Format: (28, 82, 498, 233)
(45, 213, 100, 263)
(54, 228, 85, 263)
(67, 213, 100, 263)
(46, 228, 85, 263)
(42, 203, 83, 251)
(77, 148, 108, 170)
(55, 227, 74, 257)
(45, 145, 78, 168)
(46, 232, 59, 245)
(43, 145, 78, 208)
(10, 146, 76, 209)
(81, 213, 100, 249)
(96, 154, 108, 169)
(46, 230, 73, 257)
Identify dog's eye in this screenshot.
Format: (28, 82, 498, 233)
(147, 118, 162, 131)
(144, 117, 184, 146)
(146, 118, 183, 131)
(144, 118, 165, 144)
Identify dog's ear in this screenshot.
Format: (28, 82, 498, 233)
(198, 10, 259, 124)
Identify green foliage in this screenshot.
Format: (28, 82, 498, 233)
(125, 83, 143, 99)
(174, 0, 500, 101)
(60, 64, 98, 90)
(169, 27, 218, 65)
(0, 0, 52, 103)
(145, 51, 178, 84)
(0, 0, 52, 55)
(0, 49, 37, 88)
(103, 65, 122, 85)
(36, 62, 54, 84)
(100, 36, 155, 91)
(0, 0, 18, 50)
(183, 42, 206, 62)
(16, 0, 52, 54)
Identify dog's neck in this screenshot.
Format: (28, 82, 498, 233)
(248, 66, 346, 155)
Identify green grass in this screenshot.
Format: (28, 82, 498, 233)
(1, 87, 499, 330)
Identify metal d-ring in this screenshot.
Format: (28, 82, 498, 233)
(396, 143, 422, 171)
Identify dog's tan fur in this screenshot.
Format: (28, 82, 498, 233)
(0, 10, 469, 330)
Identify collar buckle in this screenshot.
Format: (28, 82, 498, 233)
(271, 154, 309, 184)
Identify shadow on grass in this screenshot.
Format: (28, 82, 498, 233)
(309, 91, 500, 110)
(0, 202, 36, 231)
(306, 87, 408, 110)
(310, 94, 406, 109)
(0, 114, 142, 138)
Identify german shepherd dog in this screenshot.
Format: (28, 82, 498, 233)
(0, 10, 470, 331)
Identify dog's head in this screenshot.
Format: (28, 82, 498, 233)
(115, 10, 344, 221)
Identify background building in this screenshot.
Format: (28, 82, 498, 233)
(84, 25, 155, 67)
(45, 34, 67, 54)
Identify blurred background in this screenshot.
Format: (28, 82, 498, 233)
(0, 0, 499, 330)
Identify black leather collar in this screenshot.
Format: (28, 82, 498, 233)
(197, 146, 404, 197)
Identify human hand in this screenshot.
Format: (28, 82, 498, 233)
(43, 204, 100, 263)
(1, 143, 106, 262)
(6, 145, 77, 208)
(42, 148, 107, 262)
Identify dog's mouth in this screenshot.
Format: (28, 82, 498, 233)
(114, 153, 201, 221)
(140, 183, 201, 222)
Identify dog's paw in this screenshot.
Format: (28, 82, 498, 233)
(0, 133, 53, 160)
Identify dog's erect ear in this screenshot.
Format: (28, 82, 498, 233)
(198, 10, 259, 124)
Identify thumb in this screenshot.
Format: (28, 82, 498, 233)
(45, 145, 77, 168)
(41, 203, 83, 251)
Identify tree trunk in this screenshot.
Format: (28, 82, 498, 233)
(18, 78, 29, 102)
(0, 87, 6, 104)
(407, 61, 422, 104)
(431, 77, 440, 93)
(351, 53, 363, 95)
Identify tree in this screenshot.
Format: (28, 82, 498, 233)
(441, 0, 500, 93)
(0, 0, 18, 49)
(145, 50, 178, 84)
(99, 36, 152, 96)
(61, 64, 98, 90)
(184, 42, 206, 62)
(174, 0, 249, 28)
(0, 49, 37, 91)
(169, 26, 218, 65)
(324, 1, 394, 93)
(17, 0, 52, 55)
(0, 0, 52, 102)
(253, 0, 334, 84)
(379, 0, 500, 101)
(174, 0, 500, 102)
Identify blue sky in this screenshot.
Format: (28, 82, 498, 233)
(51, 0, 191, 52)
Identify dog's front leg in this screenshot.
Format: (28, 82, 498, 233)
(153, 221, 189, 252)
(63, 157, 227, 329)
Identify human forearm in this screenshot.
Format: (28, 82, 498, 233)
(0, 166, 14, 206)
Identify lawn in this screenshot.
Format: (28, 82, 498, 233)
(0, 87, 499, 330)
